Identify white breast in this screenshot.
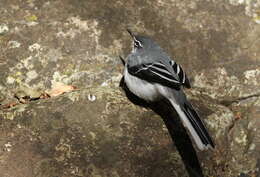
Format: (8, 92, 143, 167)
(124, 67, 162, 102)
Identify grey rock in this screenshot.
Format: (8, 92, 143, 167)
(0, 0, 259, 176)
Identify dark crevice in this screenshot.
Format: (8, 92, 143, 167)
(219, 93, 260, 107)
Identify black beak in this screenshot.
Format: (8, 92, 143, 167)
(119, 56, 125, 66)
(127, 29, 135, 39)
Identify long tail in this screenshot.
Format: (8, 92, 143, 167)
(169, 97, 214, 151)
(150, 99, 205, 177)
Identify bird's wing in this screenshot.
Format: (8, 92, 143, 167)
(168, 60, 191, 88)
(127, 61, 183, 89)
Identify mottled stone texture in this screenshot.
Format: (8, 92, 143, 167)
(0, 0, 259, 176)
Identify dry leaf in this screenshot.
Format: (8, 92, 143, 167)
(14, 85, 42, 100)
(40, 93, 50, 99)
(2, 102, 18, 109)
(234, 112, 242, 120)
(47, 83, 76, 97)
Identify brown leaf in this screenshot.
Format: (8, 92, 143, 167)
(47, 83, 77, 97)
(234, 112, 242, 120)
(40, 93, 50, 99)
(1, 102, 18, 109)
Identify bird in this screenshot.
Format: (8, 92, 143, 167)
(120, 29, 214, 151)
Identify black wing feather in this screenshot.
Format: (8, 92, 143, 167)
(128, 61, 191, 90)
(128, 62, 181, 90)
(169, 60, 191, 88)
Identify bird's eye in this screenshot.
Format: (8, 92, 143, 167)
(134, 39, 142, 48)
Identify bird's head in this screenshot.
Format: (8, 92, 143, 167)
(127, 29, 160, 53)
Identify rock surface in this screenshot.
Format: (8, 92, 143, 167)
(0, 0, 259, 176)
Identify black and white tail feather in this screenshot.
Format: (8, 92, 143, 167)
(122, 31, 214, 151)
(168, 93, 214, 150)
